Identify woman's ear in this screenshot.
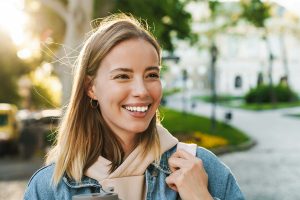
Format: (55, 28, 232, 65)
(85, 76, 96, 100)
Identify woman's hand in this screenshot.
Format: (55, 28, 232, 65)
(165, 149, 213, 200)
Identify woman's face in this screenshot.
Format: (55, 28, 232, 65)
(89, 38, 162, 140)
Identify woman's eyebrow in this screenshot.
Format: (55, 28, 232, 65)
(145, 66, 160, 71)
(110, 67, 133, 74)
(110, 66, 160, 73)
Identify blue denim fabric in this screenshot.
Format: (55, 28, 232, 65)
(24, 145, 245, 200)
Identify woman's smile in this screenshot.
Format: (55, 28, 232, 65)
(122, 104, 151, 118)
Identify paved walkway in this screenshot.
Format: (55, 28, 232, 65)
(167, 95, 300, 200)
(0, 156, 43, 200)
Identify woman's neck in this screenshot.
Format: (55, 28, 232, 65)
(121, 135, 139, 159)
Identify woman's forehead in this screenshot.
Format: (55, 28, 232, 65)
(98, 39, 159, 72)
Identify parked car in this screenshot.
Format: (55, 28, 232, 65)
(18, 109, 61, 159)
(0, 103, 20, 155)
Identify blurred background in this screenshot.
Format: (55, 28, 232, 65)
(0, 0, 300, 199)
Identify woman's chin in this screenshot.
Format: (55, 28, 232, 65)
(125, 123, 150, 134)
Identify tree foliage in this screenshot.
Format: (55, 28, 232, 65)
(23, 0, 196, 104)
(208, 0, 220, 18)
(30, 83, 59, 109)
(240, 0, 274, 89)
(0, 31, 29, 105)
(25, 0, 66, 61)
(31, 0, 195, 53)
(240, 0, 271, 28)
(107, 0, 195, 51)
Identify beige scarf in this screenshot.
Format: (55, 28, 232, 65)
(85, 124, 178, 200)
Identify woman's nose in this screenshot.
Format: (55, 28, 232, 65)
(132, 79, 149, 98)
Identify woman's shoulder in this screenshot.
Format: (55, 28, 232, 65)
(28, 163, 55, 185)
(24, 164, 56, 199)
(195, 147, 223, 163)
(195, 146, 244, 199)
(195, 146, 231, 175)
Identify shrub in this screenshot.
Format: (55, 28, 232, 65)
(245, 84, 298, 103)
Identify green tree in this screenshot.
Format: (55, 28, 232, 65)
(0, 30, 29, 105)
(30, 83, 59, 109)
(26, 0, 194, 104)
(103, 0, 194, 51)
(240, 0, 271, 28)
(240, 0, 275, 103)
(240, 0, 272, 85)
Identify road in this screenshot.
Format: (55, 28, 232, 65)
(0, 156, 43, 200)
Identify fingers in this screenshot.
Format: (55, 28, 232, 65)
(172, 149, 195, 160)
(166, 148, 211, 199)
(165, 170, 180, 192)
(167, 183, 178, 192)
(168, 149, 199, 172)
(168, 156, 185, 172)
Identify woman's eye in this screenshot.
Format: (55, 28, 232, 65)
(114, 74, 130, 79)
(147, 73, 160, 79)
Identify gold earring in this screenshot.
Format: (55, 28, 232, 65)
(90, 98, 99, 109)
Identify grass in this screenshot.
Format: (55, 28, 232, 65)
(159, 107, 250, 148)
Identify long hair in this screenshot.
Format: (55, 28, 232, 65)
(46, 14, 162, 185)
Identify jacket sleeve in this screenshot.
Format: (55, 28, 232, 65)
(195, 147, 245, 200)
(222, 172, 244, 200)
(23, 165, 55, 200)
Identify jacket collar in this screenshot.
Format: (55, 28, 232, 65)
(150, 144, 176, 175)
(62, 174, 100, 189)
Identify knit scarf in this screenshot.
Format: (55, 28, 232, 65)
(85, 124, 178, 200)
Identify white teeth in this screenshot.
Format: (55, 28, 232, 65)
(125, 106, 149, 112)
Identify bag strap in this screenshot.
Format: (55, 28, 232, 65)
(177, 142, 197, 156)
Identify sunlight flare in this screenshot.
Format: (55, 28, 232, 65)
(0, 0, 28, 45)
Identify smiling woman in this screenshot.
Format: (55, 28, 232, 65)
(23, 13, 244, 200)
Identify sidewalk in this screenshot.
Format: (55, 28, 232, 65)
(166, 95, 300, 200)
(0, 156, 43, 200)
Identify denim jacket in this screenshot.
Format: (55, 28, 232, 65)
(24, 145, 244, 200)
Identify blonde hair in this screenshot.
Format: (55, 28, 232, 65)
(46, 14, 162, 185)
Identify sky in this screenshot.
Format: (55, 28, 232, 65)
(273, 0, 300, 16)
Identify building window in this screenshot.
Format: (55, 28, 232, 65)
(234, 75, 242, 88)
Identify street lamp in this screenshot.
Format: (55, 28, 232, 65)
(182, 69, 188, 113)
(210, 43, 218, 132)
